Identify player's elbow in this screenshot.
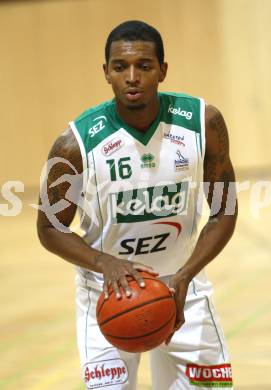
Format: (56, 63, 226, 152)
(36, 214, 53, 250)
(223, 206, 238, 241)
(37, 222, 48, 249)
(231, 201, 238, 233)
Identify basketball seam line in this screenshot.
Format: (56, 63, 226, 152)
(98, 295, 173, 326)
(96, 277, 170, 316)
(103, 312, 176, 340)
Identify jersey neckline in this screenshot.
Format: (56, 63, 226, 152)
(108, 94, 163, 146)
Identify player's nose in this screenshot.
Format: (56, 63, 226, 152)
(125, 65, 140, 85)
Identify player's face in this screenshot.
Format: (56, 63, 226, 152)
(103, 40, 167, 111)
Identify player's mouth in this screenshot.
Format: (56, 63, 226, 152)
(124, 89, 143, 102)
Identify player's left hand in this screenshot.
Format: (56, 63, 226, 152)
(166, 272, 190, 344)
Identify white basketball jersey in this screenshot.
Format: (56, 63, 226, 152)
(70, 92, 206, 286)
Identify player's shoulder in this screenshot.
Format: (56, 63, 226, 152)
(48, 127, 82, 172)
(159, 91, 203, 118)
(159, 91, 202, 104)
(74, 99, 114, 125)
(70, 99, 119, 151)
(159, 92, 203, 131)
(204, 103, 229, 158)
(205, 104, 224, 124)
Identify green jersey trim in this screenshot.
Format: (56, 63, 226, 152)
(107, 92, 202, 146)
(205, 296, 226, 361)
(72, 92, 204, 153)
(91, 149, 104, 251)
(73, 100, 120, 153)
(191, 284, 226, 362)
(108, 95, 163, 146)
(160, 92, 202, 152)
(69, 121, 88, 192)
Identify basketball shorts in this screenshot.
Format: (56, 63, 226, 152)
(76, 275, 233, 389)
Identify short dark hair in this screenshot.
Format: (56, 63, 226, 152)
(105, 20, 164, 65)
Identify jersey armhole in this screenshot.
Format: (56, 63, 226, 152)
(69, 120, 89, 193)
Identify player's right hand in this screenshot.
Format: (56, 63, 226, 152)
(98, 254, 159, 300)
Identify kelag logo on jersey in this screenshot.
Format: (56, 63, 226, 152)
(109, 181, 189, 223)
(168, 104, 193, 120)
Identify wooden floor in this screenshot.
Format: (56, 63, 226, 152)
(0, 186, 271, 389)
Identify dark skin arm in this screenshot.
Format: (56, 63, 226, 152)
(37, 128, 157, 299)
(167, 104, 238, 342)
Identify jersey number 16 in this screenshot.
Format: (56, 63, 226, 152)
(106, 157, 132, 181)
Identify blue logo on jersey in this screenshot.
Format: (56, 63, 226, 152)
(174, 150, 189, 171)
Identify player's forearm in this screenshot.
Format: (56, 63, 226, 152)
(177, 211, 237, 282)
(38, 226, 107, 273)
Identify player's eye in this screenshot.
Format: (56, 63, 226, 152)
(140, 63, 151, 71)
(114, 64, 125, 72)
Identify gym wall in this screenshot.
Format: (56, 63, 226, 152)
(0, 0, 270, 187)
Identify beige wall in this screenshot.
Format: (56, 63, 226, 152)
(0, 0, 270, 187)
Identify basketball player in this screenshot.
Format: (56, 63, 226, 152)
(37, 20, 237, 389)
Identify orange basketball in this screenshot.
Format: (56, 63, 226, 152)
(96, 271, 176, 353)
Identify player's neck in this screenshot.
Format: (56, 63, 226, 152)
(116, 98, 159, 133)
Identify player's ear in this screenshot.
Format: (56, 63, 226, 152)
(159, 62, 168, 83)
(103, 63, 111, 84)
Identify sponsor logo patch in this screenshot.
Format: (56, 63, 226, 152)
(168, 104, 193, 120)
(118, 222, 182, 256)
(88, 115, 107, 138)
(163, 132, 185, 147)
(84, 359, 128, 389)
(174, 150, 189, 171)
(119, 232, 170, 256)
(109, 180, 189, 223)
(185, 363, 233, 387)
(140, 153, 156, 168)
(102, 137, 124, 156)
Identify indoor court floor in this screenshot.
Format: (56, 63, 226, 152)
(0, 185, 270, 389)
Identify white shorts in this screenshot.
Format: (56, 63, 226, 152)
(76, 275, 233, 389)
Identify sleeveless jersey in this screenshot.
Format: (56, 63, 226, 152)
(69, 92, 206, 286)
